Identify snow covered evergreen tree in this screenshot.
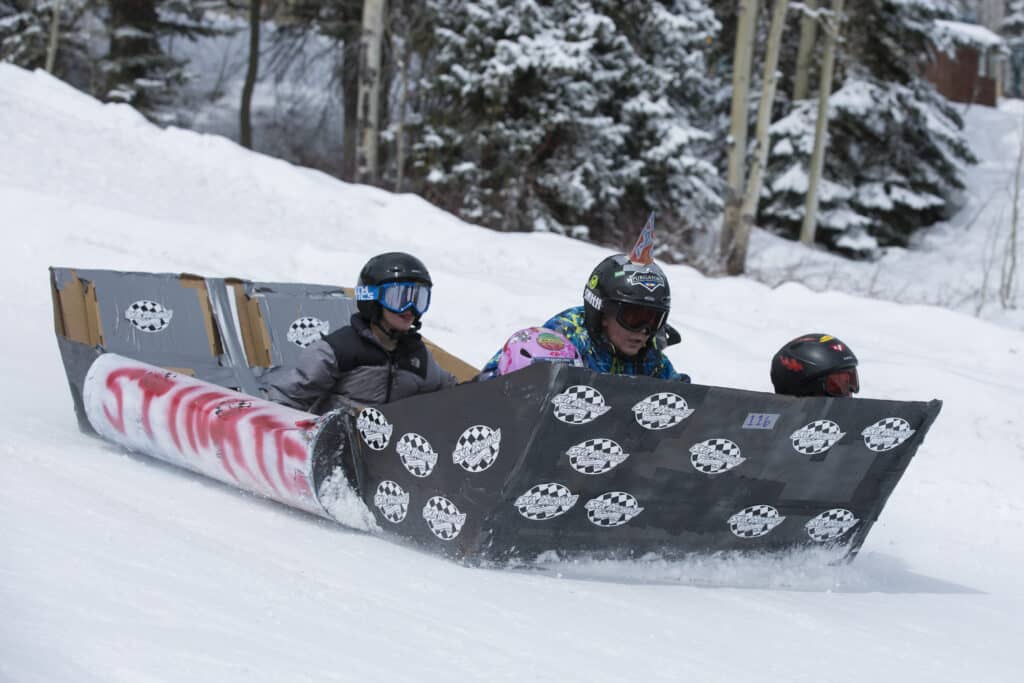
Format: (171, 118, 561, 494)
(759, 0, 976, 256)
(410, 0, 721, 259)
(102, 0, 220, 123)
(0, 1, 94, 89)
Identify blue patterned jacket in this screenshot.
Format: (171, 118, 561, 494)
(481, 306, 687, 381)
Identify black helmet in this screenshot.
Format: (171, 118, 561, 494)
(356, 252, 432, 322)
(582, 254, 671, 335)
(771, 334, 859, 397)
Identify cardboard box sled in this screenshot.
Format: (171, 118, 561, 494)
(50, 266, 942, 563)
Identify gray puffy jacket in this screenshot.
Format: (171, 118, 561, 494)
(262, 314, 457, 414)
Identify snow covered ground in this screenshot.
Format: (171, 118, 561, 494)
(1, 64, 1022, 682)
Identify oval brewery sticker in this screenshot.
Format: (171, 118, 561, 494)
(805, 508, 859, 543)
(584, 491, 644, 528)
(125, 300, 173, 332)
(861, 417, 915, 452)
(566, 438, 630, 475)
(452, 424, 501, 473)
(689, 438, 744, 475)
(551, 385, 612, 425)
(789, 420, 845, 456)
(373, 480, 410, 523)
(422, 496, 467, 540)
(728, 504, 785, 539)
(632, 392, 694, 430)
(356, 407, 393, 451)
(515, 483, 579, 521)
(287, 316, 330, 348)
(396, 432, 439, 478)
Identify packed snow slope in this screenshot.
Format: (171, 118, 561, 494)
(1, 65, 1022, 683)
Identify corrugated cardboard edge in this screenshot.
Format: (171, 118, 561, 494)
(50, 268, 104, 346)
(229, 279, 272, 368)
(178, 274, 223, 358)
(422, 338, 478, 383)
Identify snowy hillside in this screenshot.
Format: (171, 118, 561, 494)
(1, 65, 1022, 683)
(748, 99, 1024, 331)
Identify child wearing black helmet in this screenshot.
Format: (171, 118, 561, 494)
(263, 252, 457, 412)
(771, 334, 859, 398)
(480, 215, 688, 381)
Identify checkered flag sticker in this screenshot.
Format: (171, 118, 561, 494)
(515, 483, 579, 521)
(286, 316, 330, 348)
(551, 385, 612, 425)
(452, 425, 501, 472)
(632, 392, 695, 430)
(566, 438, 630, 475)
(689, 438, 745, 475)
(861, 417, 916, 452)
(728, 504, 785, 539)
(124, 299, 173, 333)
(790, 420, 845, 456)
(357, 407, 393, 451)
(422, 496, 467, 540)
(805, 508, 859, 543)
(397, 432, 439, 477)
(584, 491, 644, 527)
(373, 480, 410, 524)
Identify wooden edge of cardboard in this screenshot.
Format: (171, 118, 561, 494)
(228, 280, 272, 367)
(422, 337, 478, 383)
(179, 274, 223, 358)
(52, 268, 104, 347)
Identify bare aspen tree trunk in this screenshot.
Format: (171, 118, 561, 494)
(727, 0, 790, 275)
(240, 0, 261, 150)
(357, 0, 386, 184)
(341, 21, 361, 182)
(792, 0, 817, 100)
(45, 0, 63, 73)
(800, 0, 844, 246)
(719, 0, 761, 261)
(1001, 115, 1023, 309)
(394, 40, 408, 193)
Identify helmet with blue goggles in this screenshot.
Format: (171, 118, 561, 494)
(356, 281, 431, 316)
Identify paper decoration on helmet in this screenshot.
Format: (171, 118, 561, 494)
(628, 212, 656, 265)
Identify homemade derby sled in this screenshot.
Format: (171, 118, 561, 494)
(51, 266, 942, 563)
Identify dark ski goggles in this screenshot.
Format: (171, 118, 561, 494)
(822, 368, 859, 397)
(611, 302, 668, 334)
(356, 281, 431, 315)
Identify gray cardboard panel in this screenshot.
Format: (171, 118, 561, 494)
(245, 281, 357, 368)
(71, 269, 220, 365)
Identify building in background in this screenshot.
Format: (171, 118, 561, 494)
(926, 19, 1008, 106)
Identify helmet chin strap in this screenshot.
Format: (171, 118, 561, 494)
(374, 308, 421, 340)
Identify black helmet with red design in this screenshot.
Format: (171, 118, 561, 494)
(771, 334, 859, 397)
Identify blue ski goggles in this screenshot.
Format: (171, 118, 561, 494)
(356, 281, 432, 315)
